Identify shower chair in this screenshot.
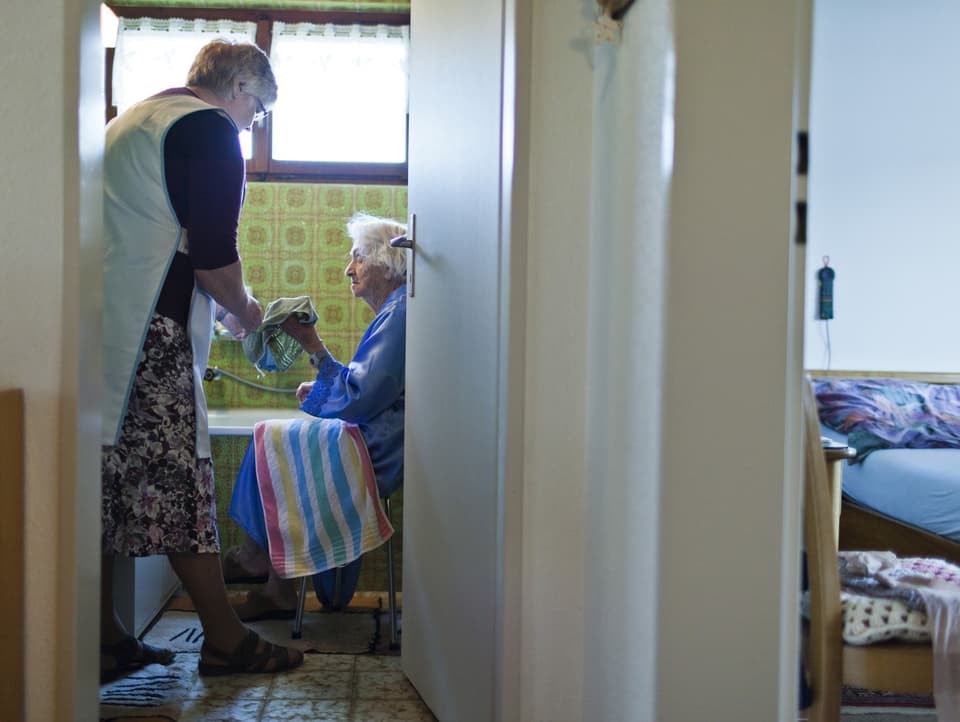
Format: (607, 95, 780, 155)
(290, 494, 401, 651)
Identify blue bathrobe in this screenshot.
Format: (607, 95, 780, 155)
(230, 285, 406, 547)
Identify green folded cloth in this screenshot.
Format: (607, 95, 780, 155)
(242, 296, 319, 373)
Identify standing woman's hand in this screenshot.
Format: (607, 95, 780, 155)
(197, 261, 263, 335)
(237, 294, 263, 334)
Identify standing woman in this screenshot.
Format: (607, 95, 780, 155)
(100, 39, 303, 679)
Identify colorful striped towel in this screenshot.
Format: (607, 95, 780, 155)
(252, 417, 394, 579)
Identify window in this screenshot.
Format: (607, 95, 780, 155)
(105, 5, 410, 183)
(269, 22, 408, 164)
(111, 17, 259, 157)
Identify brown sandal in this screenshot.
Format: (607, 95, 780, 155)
(198, 629, 304, 676)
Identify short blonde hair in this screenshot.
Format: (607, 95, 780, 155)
(187, 39, 278, 109)
(347, 213, 407, 283)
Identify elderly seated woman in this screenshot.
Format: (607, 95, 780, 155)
(225, 212, 406, 618)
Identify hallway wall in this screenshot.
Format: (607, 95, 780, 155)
(805, 0, 960, 372)
(0, 1, 102, 720)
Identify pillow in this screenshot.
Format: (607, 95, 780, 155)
(841, 592, 930, 646)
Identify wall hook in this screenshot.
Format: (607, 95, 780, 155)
(598, 0, 637, 20)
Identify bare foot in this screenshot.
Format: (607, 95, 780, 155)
(221, 538, 270, 581)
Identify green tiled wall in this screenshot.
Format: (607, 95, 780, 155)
(210, 181, 406, 594)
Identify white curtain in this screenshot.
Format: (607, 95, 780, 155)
(269, 22, 409, 163)
(113, 17, 257, 114)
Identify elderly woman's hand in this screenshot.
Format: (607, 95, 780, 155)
(296, 381, 315, 404)
(281, 315, 322, 352)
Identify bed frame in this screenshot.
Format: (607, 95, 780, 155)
(809, 369, 960, 567)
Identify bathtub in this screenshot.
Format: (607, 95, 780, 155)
(207, 407, 309, 436)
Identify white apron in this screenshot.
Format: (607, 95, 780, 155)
(102, 93, 238, 458)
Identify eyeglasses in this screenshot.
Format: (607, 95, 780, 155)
(243, 89, 270, 122)
(252, 96, 269, 123)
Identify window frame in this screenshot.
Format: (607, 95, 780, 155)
(105, 4, 410, 184)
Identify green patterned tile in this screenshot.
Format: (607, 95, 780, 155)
(356, 302, 375, 328)
(279, 219, 312, 253)
(318, 257, 350, 288)
(279, 259, 311, 291)
(316, 185, 352, 216)
(355, 185, 393, 217)
(239, 218, 276, 252)
(322, 338, 351, 362)
(315, 297, 351, 332)
(317, 219, 350, 250)
(240, 258, 274, 294)
(241, 183, 277, 215)
(279, 184, 314, 214)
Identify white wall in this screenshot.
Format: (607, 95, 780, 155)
(657, 2, 805, 720)
(805, 0, 960, 372)
(519, 2, 591, 719)
(522, 2, 806, 721)
(582, 1, 672, 720)
(0, 2, 101, 720)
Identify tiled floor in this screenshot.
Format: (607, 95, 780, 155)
(103, 590, 436, 722)
(105, 650, 438, 722)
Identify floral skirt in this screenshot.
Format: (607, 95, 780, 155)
(101, 314, 219, 556)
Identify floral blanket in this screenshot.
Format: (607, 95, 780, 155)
(813, 377, 960, 463)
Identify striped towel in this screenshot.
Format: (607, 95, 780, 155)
(253, 417, 394, 579)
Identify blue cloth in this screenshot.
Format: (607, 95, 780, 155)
(230, 285, 407, 541)
(242, 296, 320, 373)
(230, 442, 269, 548)
(301, 284, 406, 497)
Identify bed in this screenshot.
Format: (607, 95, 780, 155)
(810, 370, 960, 566)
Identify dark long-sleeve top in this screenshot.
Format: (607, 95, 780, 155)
(155, 88, 244, 327)
(301, 285, 406, 497)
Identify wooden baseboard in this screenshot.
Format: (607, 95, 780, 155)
(0, 389, 24, 722)
(169, 587, 402, 614)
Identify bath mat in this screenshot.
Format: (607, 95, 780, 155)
(143, 608, 392, 655)
(99, 652, 196, 720)
(840, 685, 936, 721)
(841, 713, 936, 721)
(842, 686, 935, 709)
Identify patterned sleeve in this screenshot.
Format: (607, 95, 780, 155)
(300, 296, 406, 424)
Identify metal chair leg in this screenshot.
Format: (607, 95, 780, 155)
(292, 575, 308, 639)
(290, 495, 400, 645)
(384, 496, 400, 650)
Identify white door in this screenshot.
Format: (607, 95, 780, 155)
(401, 1, 516, 720)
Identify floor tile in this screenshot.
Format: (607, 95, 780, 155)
(304, 652, 357, 672)
(352, 699, 438, 721)
(270, 668, 354, 699)
(355, 669, 420, 701)
(259, 698, 352, 721)
(355, 655, 402, 672)
(178, 696, 264, 722)
(186, 670, 274, 701)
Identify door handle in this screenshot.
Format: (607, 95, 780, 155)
(390, 213, 416, 297)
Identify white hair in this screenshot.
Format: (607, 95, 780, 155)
(346, 213, 407, 282)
